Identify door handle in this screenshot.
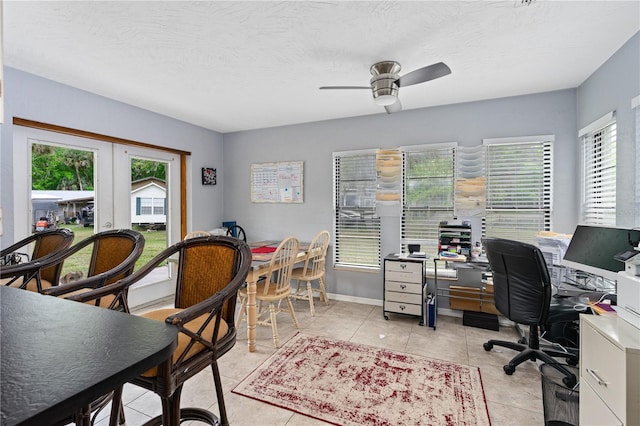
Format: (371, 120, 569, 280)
(103, 222, 113, 229)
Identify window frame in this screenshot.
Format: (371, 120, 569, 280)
(400, 142, 457, 257)
(333, 149, 381, 270)
(483, 135, 554, 244)
(579, 112, 617, 226)
(633, 96, 640, 227)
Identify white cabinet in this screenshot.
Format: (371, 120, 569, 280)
(383, 255, 425, 323)
(579, 315, 640, 425)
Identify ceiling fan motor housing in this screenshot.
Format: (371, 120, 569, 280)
(370, 61, 400, 105)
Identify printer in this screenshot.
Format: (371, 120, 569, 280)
(616, 240, 640, 329)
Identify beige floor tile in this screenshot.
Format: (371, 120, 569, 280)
(224, 392, 295, 425)
(480, 363, 544, 411)
(114, 299, 559, 426)
(486, 400, 545, 426)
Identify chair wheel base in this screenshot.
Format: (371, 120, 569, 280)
(503, 364, 516, 375)
(563, 375, 577, 389)
(483, 342, 493, 351)
(144, 408, 220, 426)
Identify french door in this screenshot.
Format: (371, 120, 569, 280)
(13, 125, 181, 302)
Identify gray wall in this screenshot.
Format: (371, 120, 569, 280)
(1, 31, 637, 302)
(222, 89, 579, 301)
(0, 67, 225, 245)
(577, 32, 639, 228)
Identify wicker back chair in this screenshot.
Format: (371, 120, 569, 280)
(237, 236, 300, 348)
(4, 229, 144, 299)
(66, 235, 252, 425)
(40, 229, 145, 307)
(1, 228, 75, 287)
(290, 230, 330, 316)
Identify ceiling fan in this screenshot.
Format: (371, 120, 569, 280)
(320, 61, 451, 114)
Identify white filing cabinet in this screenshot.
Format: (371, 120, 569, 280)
(383, 255, 426, 324)
(579, 315, 640, 425)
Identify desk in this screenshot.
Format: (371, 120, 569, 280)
(245, 240, 309, 352)
(0, 286, 177, 426)
(431, 255, 492, 330)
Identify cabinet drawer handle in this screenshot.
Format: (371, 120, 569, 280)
(400, 284, 406, 289)
(399, 305, 406, 311)
(586, 368, 608, 386)
(400, 264, 406, 270)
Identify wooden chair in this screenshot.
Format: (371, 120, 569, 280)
(66, 235, 252, 426)
(237, 236, 300, 348)
(1, 228, 75, 288)
(290, 230, 330, 316)
(184, 230, 211, 239)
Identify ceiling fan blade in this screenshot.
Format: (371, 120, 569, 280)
(319, 86, 371, 90)
(385, 98, 402, 114)
(397, 62, 451, 87)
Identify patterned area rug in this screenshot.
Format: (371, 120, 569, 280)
(232, 334, 491, 426)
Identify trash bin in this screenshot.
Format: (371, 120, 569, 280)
(540, 363, 579, 426)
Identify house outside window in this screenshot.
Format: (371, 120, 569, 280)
(140, 197, 153, 215)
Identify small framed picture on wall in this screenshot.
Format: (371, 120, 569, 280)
(202, 167, 217, 185)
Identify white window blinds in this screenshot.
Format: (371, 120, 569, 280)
(634, 96, 640, 226)
(579, 113, 617, 226)
(483, 137, 553, 244)
(401, 144, 456, 257)
(333, 150, 380, 269)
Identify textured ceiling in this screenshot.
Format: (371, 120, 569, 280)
(3, 1, 640, 133)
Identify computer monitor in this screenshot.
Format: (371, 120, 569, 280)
(561, 225, 640, 282)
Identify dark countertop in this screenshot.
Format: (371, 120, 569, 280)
(0, 286, 177, 426)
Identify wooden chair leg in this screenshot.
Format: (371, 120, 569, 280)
(286, 297, 300, 329)
(235, 295, 247, 328)
(319, 276, 329, 303)
(306, 281, 315, 316)
(269, 302, 279, 348)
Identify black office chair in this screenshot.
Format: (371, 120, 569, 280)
(481, 237, 579, 387)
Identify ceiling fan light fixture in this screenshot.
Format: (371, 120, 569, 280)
(370, 70, 400, 107)
(374, 94, 397, 106)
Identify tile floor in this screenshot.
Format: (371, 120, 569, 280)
(96, 298, 550, 425)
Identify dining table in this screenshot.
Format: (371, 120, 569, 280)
(0, 286, 178, 426)
(245, 240, 309, 352)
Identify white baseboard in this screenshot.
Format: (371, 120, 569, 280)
(327, 292, 383, 307)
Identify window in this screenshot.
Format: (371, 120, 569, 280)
(153, 198, 165, 215)
(333, 150, 380, 269)
(401, 143, 456, 257)
(136, 197, 165, 215)
(140, 198, 153, 215)
(483, 136, 553, 244)
(579, 113, 616, 226)
(633, 96, 640, 226)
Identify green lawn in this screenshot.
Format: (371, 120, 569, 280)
(57, 224, 167, 277)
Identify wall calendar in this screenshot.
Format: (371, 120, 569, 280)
(251, 161, 303, 203)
